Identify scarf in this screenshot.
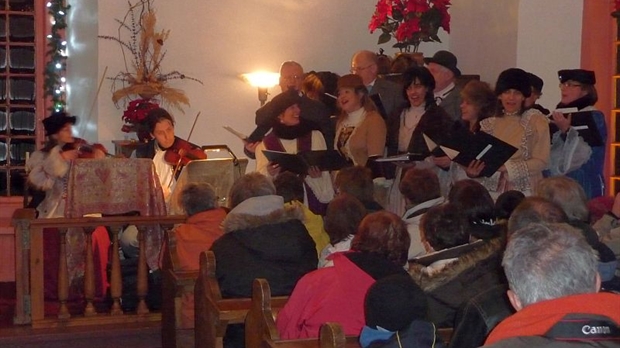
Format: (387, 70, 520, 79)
(556, 95, 594, 110)
(272, 119, 318, 140)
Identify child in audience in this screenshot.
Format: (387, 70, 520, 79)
(360, 274, 445, 348)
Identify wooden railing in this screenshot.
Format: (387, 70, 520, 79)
(12, 208, 184, 328)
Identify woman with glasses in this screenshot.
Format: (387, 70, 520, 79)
(548, 69, 606, 199)
(469, 68, 550, 197)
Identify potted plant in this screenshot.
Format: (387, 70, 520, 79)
(368, 0, 451, 53)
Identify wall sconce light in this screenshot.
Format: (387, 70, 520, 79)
(240, 71, 280, 106)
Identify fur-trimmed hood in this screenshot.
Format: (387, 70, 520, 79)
(222, 195, 305, 233)
(408, 238, 503, 292)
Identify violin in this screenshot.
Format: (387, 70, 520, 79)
(62, 137, 112, 159)
(163, 138, 206, 166)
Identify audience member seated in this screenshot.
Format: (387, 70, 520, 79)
(334, 74, 387, 169)
(210, 172, 317, 347)
(410, 203, 505, 328)
(334, 166, 384, 213)
(318, 193, 368, 268)
(448, 179, 503, 242)
(276, 211, 411, 339)
(274, 171, 330, 256)
(254, 88, 335, 215)
(507, 196, 568, 234)
(592, 192, 620, 265)
(535, 176, 617, 285)
(494, 190, 525, 226)
(399, 168, 445, 259)
(160, 182, 226, 329)
(360, 274, 444, 348)
(548, 69, 606, 199)
(485, 223, 620, 347)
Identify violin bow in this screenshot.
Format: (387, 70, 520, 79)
(170, 111, 202, 186)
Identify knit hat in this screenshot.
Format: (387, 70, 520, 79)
(558, 69, 596, 85)
(337, 74, 365, 90)
(495, 68, 531, 98)
(255, 89, 302, 126)
(527, 72, 544, 94)
(43, 111, 77, 136)
(364, 274, 428, 332)
(424, 50, 461, 77)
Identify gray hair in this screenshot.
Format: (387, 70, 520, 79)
(229, 172, 276, 209)
(535, 176, 589, 222)
(507, 196, 568, 235)
(503, 223, 598, 307)
(179, 183, 218, 216)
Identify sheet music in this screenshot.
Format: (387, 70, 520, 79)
(223, 126, 248, 140)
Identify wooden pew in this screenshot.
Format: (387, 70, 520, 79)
(161, 229, 199, 348)
(246, 278, 360, 348)
(194, 251, 252, 348)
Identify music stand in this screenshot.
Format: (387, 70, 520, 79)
(168, 145, 248, 214)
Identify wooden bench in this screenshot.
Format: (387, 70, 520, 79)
(246, 278, 361, 348)
(193, 251, 252, 348)
(161, 229, 199, 348)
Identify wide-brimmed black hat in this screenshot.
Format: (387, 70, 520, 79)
(558, 69, 596, 85)
(495, 68, 531, 98)
(255, 89, 302, 126)
(43, 111, 77, 136)
(424, 50, 461, 77)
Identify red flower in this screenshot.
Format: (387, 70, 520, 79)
(122, 99, 160, 124)
(368, 0, 451, 52)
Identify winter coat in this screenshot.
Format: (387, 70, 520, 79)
(408, 239, 505, 327)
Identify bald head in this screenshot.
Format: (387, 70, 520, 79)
(351, 50, 379, 85)
(279, 61, 304, 93)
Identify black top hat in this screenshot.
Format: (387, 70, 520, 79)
(255, 89, 302, 126)
(558, 69, 596, 85)
(424, 50, 461, 77)
(495, 68, 531, 98)
(43, 111, 77, 136)
(527, 72, 544, 94)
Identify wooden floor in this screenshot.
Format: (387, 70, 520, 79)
(0, 282, 162, 348)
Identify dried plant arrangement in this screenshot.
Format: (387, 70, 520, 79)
(100, 0, 203, 113)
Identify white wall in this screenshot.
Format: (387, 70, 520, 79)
(66, 0, 583, 161)
(517, 0, 583, 110)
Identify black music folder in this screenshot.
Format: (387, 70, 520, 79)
(439, 131, 517, 177)
(548, 108, 604, 147)
(262, 149, 349, 175)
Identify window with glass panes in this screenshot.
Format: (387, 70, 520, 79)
(0, 0, 43, 197)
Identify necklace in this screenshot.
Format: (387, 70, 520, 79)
(504, 109, 520, 117)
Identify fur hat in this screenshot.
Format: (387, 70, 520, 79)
(364, 274, 428, 332)
(558, 69, 596, 85)
(337, 74, 365, 90)
(255, 89, 302, 126)
(527, 72, 544, 94)
(43, 111, 77, 136)
(495, 68, 531, 98)
(424, 50, 461, 77)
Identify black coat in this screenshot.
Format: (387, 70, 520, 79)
(210, 203, 317, 298)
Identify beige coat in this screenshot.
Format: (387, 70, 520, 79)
(335, 110, 386, 166)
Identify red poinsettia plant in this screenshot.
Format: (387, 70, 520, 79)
(369, 0, 451, 53)
(121, 98, 159, 141)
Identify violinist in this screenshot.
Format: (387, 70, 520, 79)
(136, 107, 205, 201)
(26, 111, 106, 218)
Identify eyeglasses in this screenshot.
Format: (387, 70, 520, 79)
(281, 75, 302, 82)
(559, 82, 583, 89)
(350, 64, 375, 73)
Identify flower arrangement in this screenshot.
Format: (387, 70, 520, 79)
(369, 0, 451, 53)
(100, 0, 202, 115)
(120, 99, 160, 141)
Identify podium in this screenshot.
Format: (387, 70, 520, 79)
(169, 145, 248, 214)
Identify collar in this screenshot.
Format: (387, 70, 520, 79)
(367, 78, 377, 89)
(556, 95, 595, 110)
(403, 197, 444, 219)
(434, 82, 456, 100)
(227, 195, 283, 217)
